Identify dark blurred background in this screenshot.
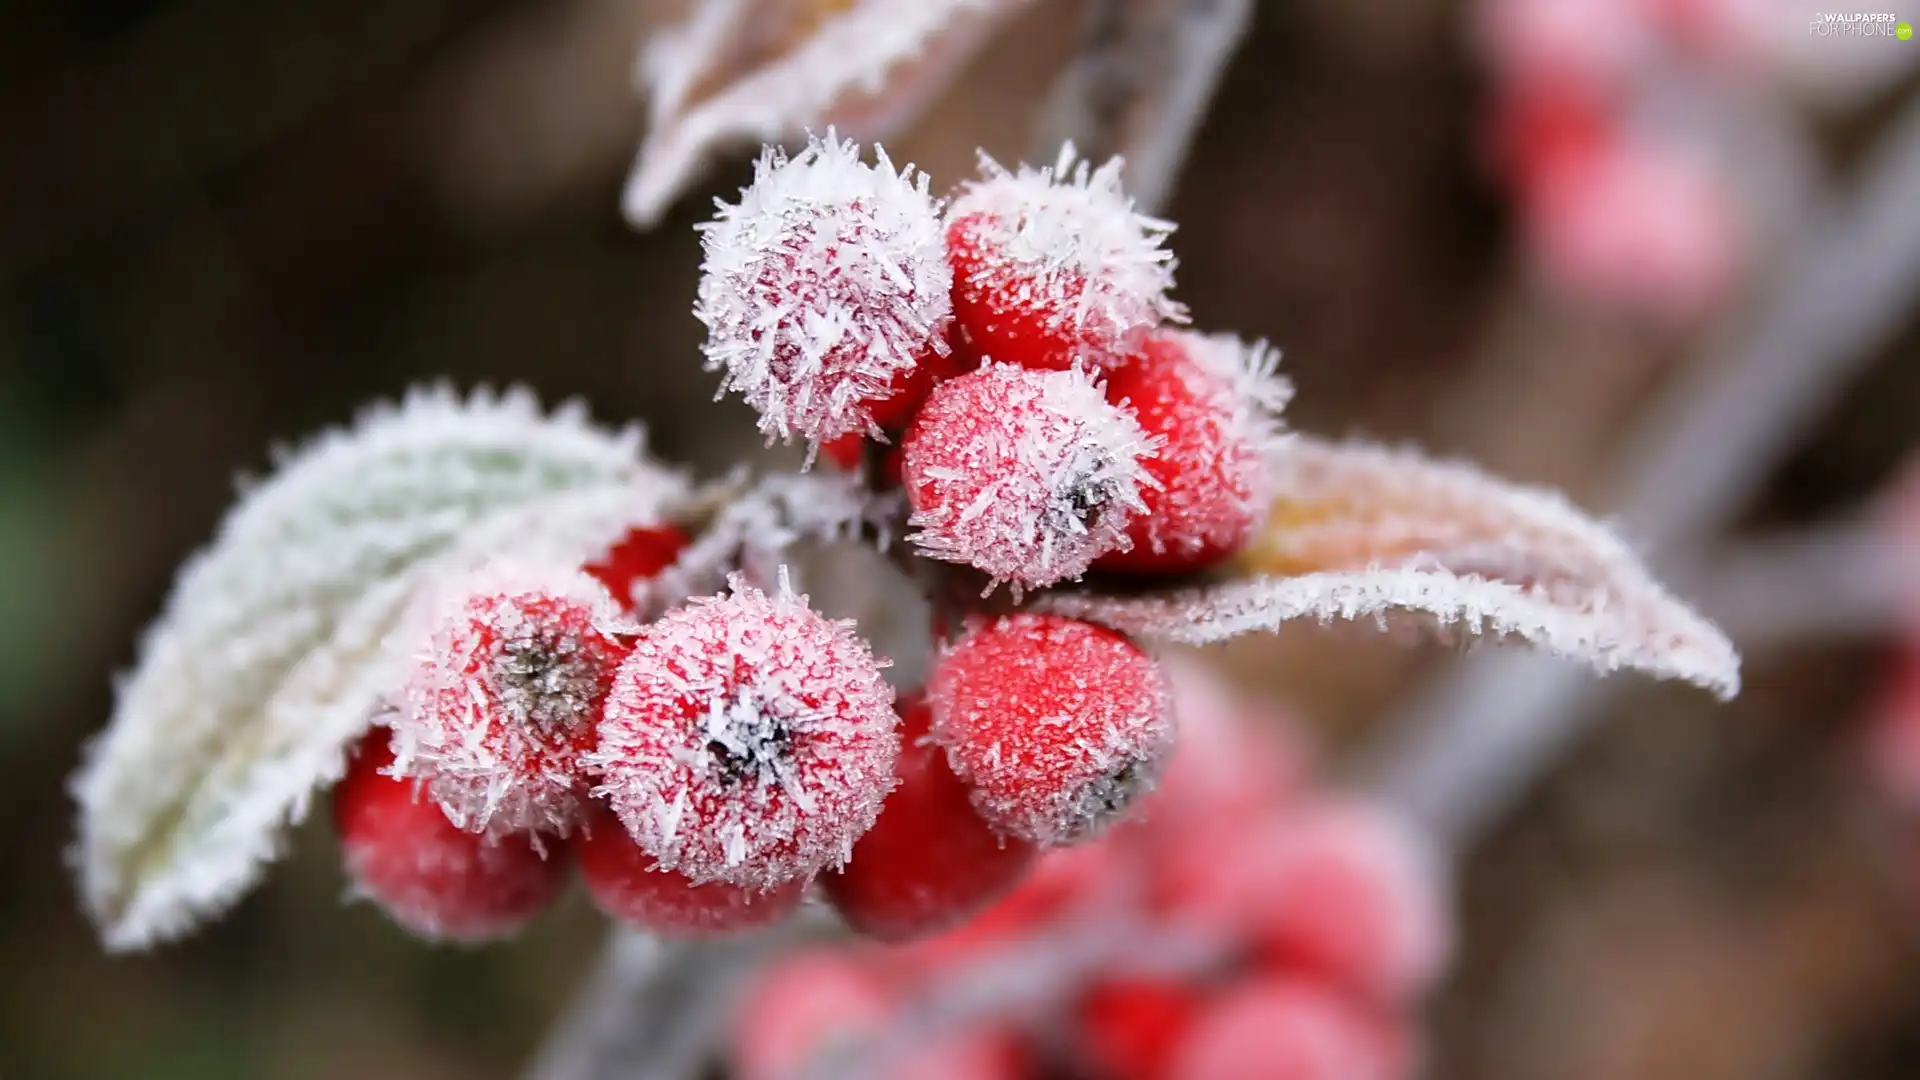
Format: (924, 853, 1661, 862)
(5, 1, 1920, 1078)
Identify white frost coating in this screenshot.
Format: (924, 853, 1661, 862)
(905, 364, 1161, 594)
(626, 0, 1022, 225)
(587, 574, 899, 889)
(1039, 437, 1740, 699)
(391, 560, 627, 839)
(947, 143, 1189, 365)
(696, 133, 952, 444)
(70, 386, 691, 951)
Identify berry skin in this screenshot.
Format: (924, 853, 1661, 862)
(390, 562, 629, 837)
(584, 524, 689, 611)
(945, 146, 1185, 372)
(902, 364, 1159, 593)
(333, 728, 568, 943)
(823, 696, 1037, 941)
(1165, 976, 1405, 1080)
(1095, 331, 1288, 575)
(577, 805, 802, 936)
(1075, 977, 1204, 1080)
(696, 133, 953, 445)
(587, 578, 899, 889)
(929, 614, 1173, 846)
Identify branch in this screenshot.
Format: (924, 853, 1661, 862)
(1031, 0, 1254, 213)
(1696, 515, 1905, 649)
(1360, 87, 1920, 858)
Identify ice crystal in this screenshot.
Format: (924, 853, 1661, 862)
(697, 133, 953, 445)
(391, 560, 628, 839)
(626, 0, 1022, 225)
(946, 144, 1189, 368)
(1041, 436, 1740, 698)
(588, 574, 899, 889)
(71, 386, 688, 950)
(904, 364, 1161, 594)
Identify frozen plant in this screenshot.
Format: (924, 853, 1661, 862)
(71, 134, 1737, 960)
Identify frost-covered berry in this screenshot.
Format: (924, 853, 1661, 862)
(1165, 976, 1405, 1080)
(929, 614, 1173, 846)
(577, 805, 802, 936)
(587, 578, 899, 888)
(584, 524, 689, 611)
(333, 728, 568, 943)
(1096, 331, 1288, 574)
(1076, 977, 1204, 1080)
(391, 562, 629, 837)
(823, 696, 1036, 941)
(946, 146, 1186, 371)
(902, 364, 1158, 592)
(696, 133, 953, 444)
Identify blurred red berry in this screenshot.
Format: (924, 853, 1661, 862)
(824, 696, 1037, 941)
(577, 805, 802, 936)
(696, 134, 953, 444)
(1076, 977, 1204, 1080)
(903, 364, 1158, 592)
(1095, 331, 1286, 575)
(732, 950, 892, 1080)
(945, 147, 1185, 372)
(391, 562, 628, 837)
(333, 728, 568, 943)
(1866, 645, 1920, 814)
(588, 579, 899, 889)
(1165, 976, 1406, 1080)
(584, 524, 689, 610)
(930, 614, 1173, 846)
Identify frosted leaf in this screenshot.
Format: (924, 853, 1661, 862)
(946, 144, 1189, 368)
(587, 574, 899, 889)
(391, 560, 629, 839)
(71, 386, 690, 950)
(903, 364, 1160, 595)
(696, 133, 952, 444)
(1044, 437, 1739, 699)
(625, 0, 1023, 226)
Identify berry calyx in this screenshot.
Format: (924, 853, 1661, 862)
(902, 364, 1158, 592)
(332, 728, 568, 943)
(929, 614, 1173, 846)
(587, 577, 899, 889)
(696, 133, 953, 445)
(1165, 976, 1405, 1080)
(823, 696, 1037, 941)
(390, 561, 629, 837)
(1096, 331, 1288, 575)
(945, 145, 1185, 371)
(584, 524, 689, 611)
(577, 805, 803, 936)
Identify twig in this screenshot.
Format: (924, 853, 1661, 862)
(1360, 87, 1920, 859)
(1032, 0, 1255, 213)
(1696, 515, 1905, 649)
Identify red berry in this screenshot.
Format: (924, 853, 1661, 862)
(588, 578, 899, 888)
(929, 614, 1173, 846)
(902, 364, 1158, 592)
(1165, 976, 1406, 1080)
(332, 728, 568, 943)
(1143, 654, 1311, 838)
(696, 134, 953, 444)
(822, 432, 870, 473)
(731, 950, 892, 1080)
(945, 147, 1185, 372)
(584, 524, 689, 610)
(1165, 801, 1451, 1003)
(824, 696, 1037, 941)
(391, 562, 628, 837)
(577, 805, 802, 936)
(894, 840, 1122, 975)
(1866, 645, 1920, 814)
(1075, 977, 1203, 1080)
(1095, 331, 1287, 575)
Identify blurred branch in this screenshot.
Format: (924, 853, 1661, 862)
(1361, 86, 1920, 859)
(1032, 0, 1253, 213)
(1698, 515, 1904, 649)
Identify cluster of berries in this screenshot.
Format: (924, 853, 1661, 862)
(331, 532, 1172, 942)
(697, 133, 1287, 591)
(728, 662, 1451, 1080)
(1478, 0, 1746, 322)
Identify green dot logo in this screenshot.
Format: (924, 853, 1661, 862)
(1900, 21, 1914, 39)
